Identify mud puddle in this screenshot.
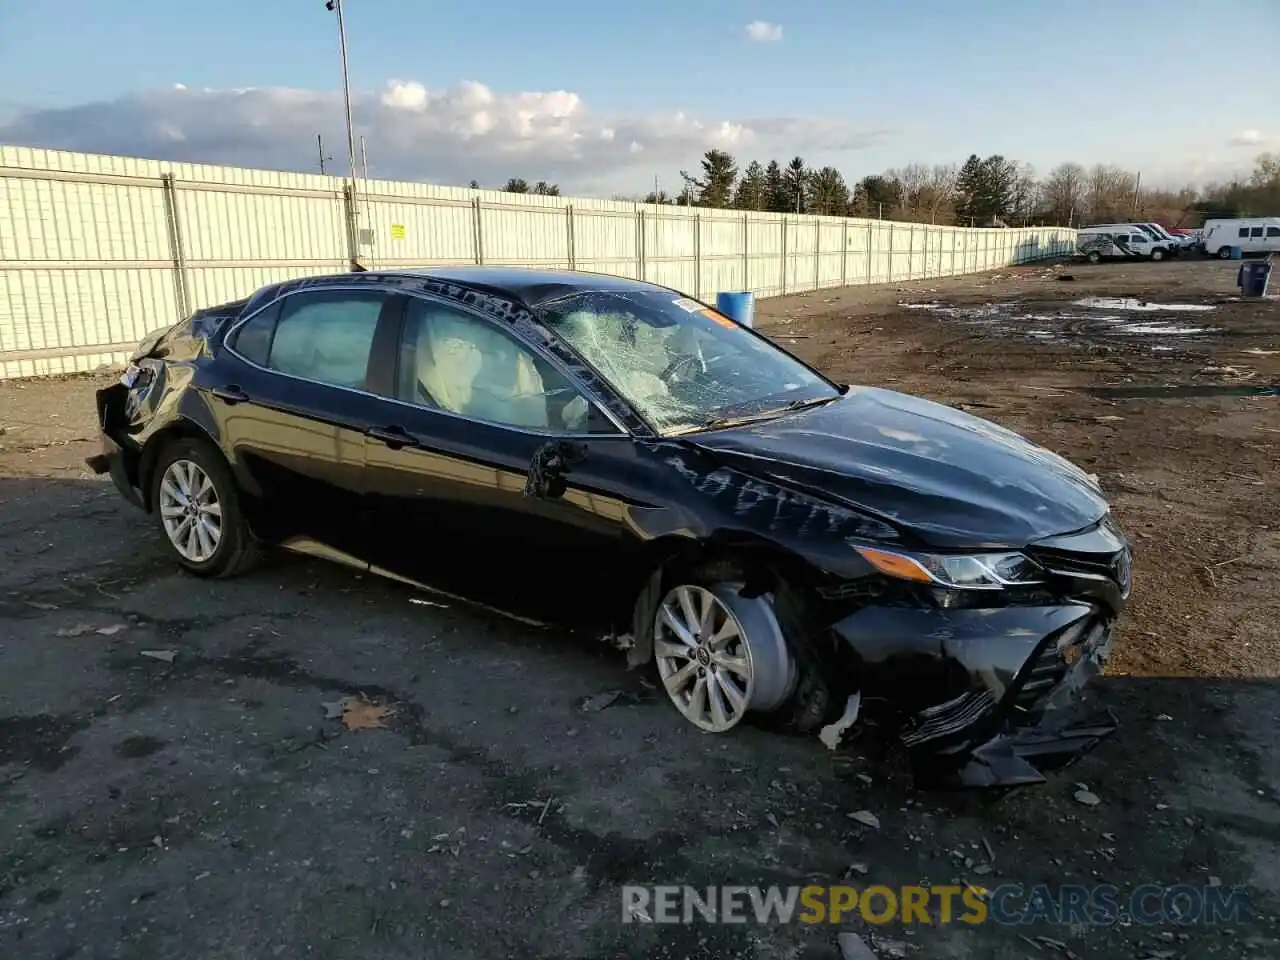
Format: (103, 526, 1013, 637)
(900, 298, 1221, 351)
(1086, 383, 1279, 400)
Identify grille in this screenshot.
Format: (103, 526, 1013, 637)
(1027, 545, 1133, 602)
(1012, 643, 1070, 715)
(900, 689, 997, 747)
(1010, 616, 1105, 721)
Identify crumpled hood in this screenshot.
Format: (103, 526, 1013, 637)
(685, 386, 1109, 548)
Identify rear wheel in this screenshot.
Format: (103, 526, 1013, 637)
(1218, 246, 1233, 259)
(151, 438, 258, 578)
(1086, 251, 1101, 264)
(652, 577, 796, 733)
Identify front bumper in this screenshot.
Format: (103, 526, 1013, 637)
(85, 383, 145, 510)
(830, 603, 1118, 788)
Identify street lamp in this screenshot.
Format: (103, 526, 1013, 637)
(325, 0, 361, 269)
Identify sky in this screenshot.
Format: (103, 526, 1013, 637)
(1, 0, 1277, 196)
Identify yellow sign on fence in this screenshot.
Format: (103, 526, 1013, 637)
(390, 223, 406, 241)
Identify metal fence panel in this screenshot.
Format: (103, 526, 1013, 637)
(0, 146, 1076, 378)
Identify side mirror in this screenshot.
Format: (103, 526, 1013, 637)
(524, 440, 588, 500)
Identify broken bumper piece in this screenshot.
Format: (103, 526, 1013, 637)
(86, 384, 145, 510)
(830, 603, 1119, 789)
(917, 707, 1119, 789)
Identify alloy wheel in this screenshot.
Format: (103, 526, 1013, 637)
(158, 459, 223, 562)
(655, 584, 754, 732)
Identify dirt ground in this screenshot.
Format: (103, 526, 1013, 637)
(1, 258, 1278, 959)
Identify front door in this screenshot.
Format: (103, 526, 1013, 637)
(358, 294, 644, 627)
(207, 286, 403, 558)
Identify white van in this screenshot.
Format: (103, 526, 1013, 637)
(1136, 222, 1192, 252)
(1202, 218, 1280, 258)
(1076, 226, 1168, 262)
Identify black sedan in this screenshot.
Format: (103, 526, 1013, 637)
(88, 266, 1132, 788)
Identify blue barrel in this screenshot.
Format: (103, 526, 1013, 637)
(1230, 245, 1244, 260)
(716, 291, 755, 328)
(1239, 261, 1272, 297)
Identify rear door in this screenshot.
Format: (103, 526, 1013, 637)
(358, 293, 649, 625)
(208, 285, 404, 557)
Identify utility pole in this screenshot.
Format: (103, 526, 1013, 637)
(317, 134, 333, 175)
(325, 0, 360, 268)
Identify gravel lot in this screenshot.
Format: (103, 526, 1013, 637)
(1, 259, 1278, 959)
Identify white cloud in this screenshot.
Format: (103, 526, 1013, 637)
(0, 79, 884, 193)
(1230, 129, 1264, 146)
(744, 21, 784, 42)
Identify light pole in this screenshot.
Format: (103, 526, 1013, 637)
(325, 0, 360, 268)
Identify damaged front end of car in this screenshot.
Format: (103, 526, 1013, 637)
(824, 517, 1132, 789)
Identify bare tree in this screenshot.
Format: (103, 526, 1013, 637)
(920, 164, 958, 223)
(1041, 162, 1086, 225)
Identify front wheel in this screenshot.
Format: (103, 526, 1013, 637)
(1218, 247, 1233, 259)
(652, 579, 796, 733)
(151, 437, 259, 578)
(1086, 251, 1101, 264)
(1150, 249, 1165, 261)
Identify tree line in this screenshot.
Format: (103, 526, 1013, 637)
(475, 151, 1280, 228)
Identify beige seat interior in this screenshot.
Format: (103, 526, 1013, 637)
(412, 309, 551, 429)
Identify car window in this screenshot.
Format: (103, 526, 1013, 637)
(538, 290, 838, 436)
(1267, 227, 1280, 238)
(1239, 228, 1250, 238)
(1250, 227, 1264, 238)
(395, 298, 617, 435)
(1131, 235, 1146, 244)
(229, 300, 281, 367)
(264, 290, 386, 389)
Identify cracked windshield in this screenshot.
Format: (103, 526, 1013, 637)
(538, 290, 838, 434)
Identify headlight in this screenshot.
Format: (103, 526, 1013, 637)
(852, 545, 1046, 590)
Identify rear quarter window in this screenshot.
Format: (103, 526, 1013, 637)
(229, 301, 281, 366)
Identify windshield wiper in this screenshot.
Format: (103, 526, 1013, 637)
(702, 394, 839, 429)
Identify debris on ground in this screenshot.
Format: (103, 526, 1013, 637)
(1032, 935, 1082, 960)
(578, 690, 623, 712)
(1073, 788, 1101, 806)
(408, 597, 449, 608)
(322, 695, 397, 730)
(819, 692, 861, 750)
(139, 649, 177, 663)
(25, 600, 59, 610)
(847, 810, 881, 829)
(96, 624, 127, 636)
(837, 931, 878, 960)
(55, 623, 96, 637)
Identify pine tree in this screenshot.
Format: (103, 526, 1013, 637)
(734, 161, 767, 210)
(765, 161, 788, 212)
(503, 178, 531, 194)
(954, 155, 984, 224)
(694, 150, 738, 209)
(807, 167, 850, 216)
(783, 157, 808, 213)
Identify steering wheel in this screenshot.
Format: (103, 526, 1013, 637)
(659, 353, 702, 384)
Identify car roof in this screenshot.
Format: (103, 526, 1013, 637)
(238, 266, 682, 323)
(366, 266, 672, 308)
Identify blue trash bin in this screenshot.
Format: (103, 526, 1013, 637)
(1230, 245, 1244, 260)
(715, 291, 755, 328)
(1239, 261, 1272, 297)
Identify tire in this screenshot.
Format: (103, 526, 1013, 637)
(649, 564, 797, 733)
(1150, 249, 1165, 262)
(150, 437, 259, 578)
(1087, 251, 1101, 264)
(1218, 247, 1232, 260)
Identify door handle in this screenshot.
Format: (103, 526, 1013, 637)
(211, 384, 250, 404)
(366, 425, 418, 450)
